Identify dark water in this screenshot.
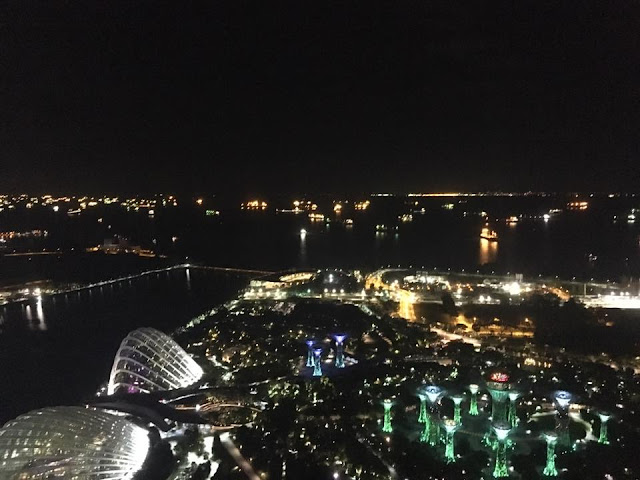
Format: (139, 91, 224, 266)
(182, 209, 640, 282)
(0, 268, 248, 424)
(3, 195, 639, 281)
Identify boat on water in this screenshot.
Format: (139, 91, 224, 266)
(480, 226, 498, 241)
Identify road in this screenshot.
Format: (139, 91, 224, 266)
(219, 432, 261, 480)
(430, 327, 482, 347)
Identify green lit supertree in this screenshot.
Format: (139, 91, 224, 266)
(425, 386, 444, 446)
(450, 394, 464, 425)
(382, 400, 393, 433)
(417, 393, 428, 424)
(542, 432, 558, 477)
(469, 384, 479, 416)
(442, 419, 458, 463)
(507, 391, 520, 429)
(420, 414, 431, 442)
(598, 412, 611, 445)
(492, 422, 511, 478)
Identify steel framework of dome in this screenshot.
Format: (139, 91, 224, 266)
(0, 406, 150, 479)
(108, 327, 203, 395)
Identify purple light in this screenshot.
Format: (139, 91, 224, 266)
(334, 334, 347, 344)
(313, 348, 323, 356)
(306, 340, 315, 347)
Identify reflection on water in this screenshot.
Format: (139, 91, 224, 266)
(25, 298, 47, 331)
(298, 232, 307, 267)
(479, 238, 498, 265)
(36, 297, 46, 331)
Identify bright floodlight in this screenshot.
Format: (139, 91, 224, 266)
(334, 334, 347, 344)
(0, 406, 150, 479)
(598, 412, 611, 422)
(493, 422, 511, 441)
(469, 384, 479, 394)
(425, 385, 444, 404)
(508, 391, 520, 401)
(554, 390, 572, 409)
(108, 327, 203, 394)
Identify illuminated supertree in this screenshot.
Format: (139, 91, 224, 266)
(334, 334, 346, 368)
(486, 372, 512, 424)
(469, 384, 479, 416)
(382, 400, 393, 433)
(542, 432, 558, 477)
(597, 412, 611, 445)
(508, 391, 520, 428)
(417, 393, 428, 424)
(442, 419, 458, 463)
(425, 386, 444, 446)
(554, 391, 572, 447)
(312, 348, 323, 376)
(492, 422, 511, 478)
(450, 394, 464, 425)
(305, 340, 315, 367)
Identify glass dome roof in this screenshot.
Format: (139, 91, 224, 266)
(0, 406, 150, 479)
(107, 327, 203, 395)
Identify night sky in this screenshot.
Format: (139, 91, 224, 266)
(2, 1, 639, 194)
